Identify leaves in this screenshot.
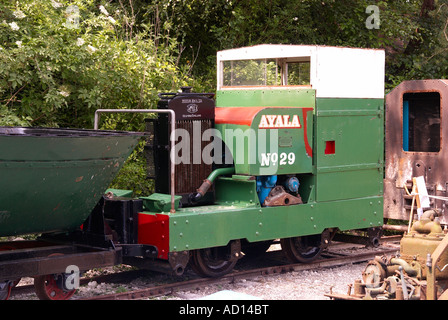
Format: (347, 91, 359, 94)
(0, 0, 447, 193)
(156, 0, 447, 87)
(3, 0, 445, 129)
(0, 0, 191, 129)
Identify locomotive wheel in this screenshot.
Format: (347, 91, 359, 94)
(281, 235, 323, 263)
(190, 242, 240, 278)
(34, 253, 76, 300)
(190, 248, 237, 278)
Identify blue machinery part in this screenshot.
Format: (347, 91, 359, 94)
(284, 176, 300, 194)
(256, 176, 300, 205)
(256, 175, 278, 204)
(403, 100, 409, 152)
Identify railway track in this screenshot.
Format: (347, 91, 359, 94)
(83, 238, 401, 300)
(9, 237, 400, 300)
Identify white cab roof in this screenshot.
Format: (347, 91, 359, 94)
(217, 44, 385, 99)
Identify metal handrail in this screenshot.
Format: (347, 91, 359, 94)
(94, 108, 177, 213)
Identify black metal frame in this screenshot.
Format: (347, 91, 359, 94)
(0, 194, 157, 284)
(146, 87, 216, 207)
(0, 240, 120, 282)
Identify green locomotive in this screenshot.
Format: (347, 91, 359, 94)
(138, 44, 386, 277)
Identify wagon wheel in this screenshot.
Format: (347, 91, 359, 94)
(0, 245, 21, 300)
(190, 241, 240, 278)
(281, 234, 323, 263)
(34, 274, 76, 300)
(34, 254, 76, 300)
(0, 281, 15, 300)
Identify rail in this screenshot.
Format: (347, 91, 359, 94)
(94, 109, 177, 213)
(82, 244, 400, 300)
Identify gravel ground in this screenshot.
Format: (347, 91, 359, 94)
(165, 262, 367, 300)
(10, 263, 366, 300)
(10, 243, 397, 300)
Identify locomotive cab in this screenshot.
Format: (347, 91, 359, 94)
(215, 45, 384, 206)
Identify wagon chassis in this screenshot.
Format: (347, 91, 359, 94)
(0, 240, 121, 282)
(0, 232, 159, 299)
(0, 191, 163, 299)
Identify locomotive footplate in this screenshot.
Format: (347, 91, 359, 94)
(0, 240, 122, 282)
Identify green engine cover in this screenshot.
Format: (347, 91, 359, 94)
(215, 89, 315, 176)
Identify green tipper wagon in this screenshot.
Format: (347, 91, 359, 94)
(0, 127, 142, 237)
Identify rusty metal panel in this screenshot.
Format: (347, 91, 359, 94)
(174, 119, 214, 194)
(384, 79, 448, 223)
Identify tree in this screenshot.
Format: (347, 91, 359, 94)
(0, 0, 191, 129)
(0, 0, 195, 195)
(154, 0, 447, 89)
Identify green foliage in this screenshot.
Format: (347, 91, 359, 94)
(1, 0, 447, 195)
(109, 140, 154, 196)
(157, 0, 448, 89)
(4, 1, 445, 125)
(0, 0, 193, 193)
(0, 0, 191, 129)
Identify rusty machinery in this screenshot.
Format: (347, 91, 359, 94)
(329, 80, 448, 300)
(384, 80, 448, 227)
(327, 206, 448, 300)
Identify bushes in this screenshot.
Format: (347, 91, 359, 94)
(1, 0, 446, 195)
(0, 0, 191, 130)
(0, 1, 193, 194)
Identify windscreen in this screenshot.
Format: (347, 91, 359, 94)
(222, 59, 310, 87)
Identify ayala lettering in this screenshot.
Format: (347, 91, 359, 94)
(259, 114, 301, 129)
